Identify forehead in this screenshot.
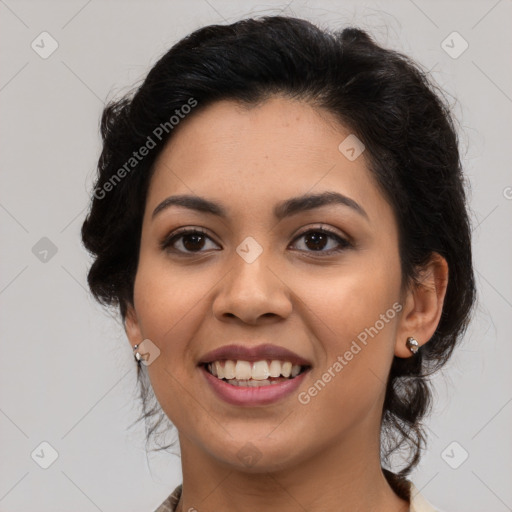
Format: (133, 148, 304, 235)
(147, 96, 391, 226)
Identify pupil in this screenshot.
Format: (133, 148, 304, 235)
(183, 234, 204, 251)
(306, 232, 327, 250)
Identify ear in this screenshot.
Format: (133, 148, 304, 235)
(394, 252, 449, 358)
(124, 303, 143, 349)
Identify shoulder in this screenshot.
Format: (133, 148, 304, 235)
(409, 481, 447, 512)
(153, 484, 182, 512)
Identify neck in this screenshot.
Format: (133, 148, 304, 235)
(176, 428, 409, 512)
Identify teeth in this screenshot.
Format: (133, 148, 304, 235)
(291, 364, 301, 377)
(269, 360, 282, 378)
(206, 359, 306, 381)
(227, 378, 277, 387)
(214, 361, 225, 379)
(235, 360, 252, 380)
(252, 360, 270, 380)
(223, 360, 236, 380)
(281, 362, 292, 378)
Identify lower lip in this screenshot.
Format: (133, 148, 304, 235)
(200, 365, 310, 406)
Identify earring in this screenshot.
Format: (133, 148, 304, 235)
(133, 343, 142, 363)
(406, 337, 419, 354)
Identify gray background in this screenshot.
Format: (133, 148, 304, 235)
(1, 0, 511, 511)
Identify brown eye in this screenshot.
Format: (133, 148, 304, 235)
(160, 226, 351, 256)
(160, 228, 220, 254)
(290, 227, 351, 254)
(180, 232, 207, 251)
(303, 231, 329, 251)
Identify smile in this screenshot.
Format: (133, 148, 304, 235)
(201, 360, 311, 406)
(205, 359, 308, 386)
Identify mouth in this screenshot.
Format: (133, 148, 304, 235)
(198, 343, 312, 405)
(201, 359, 311, 387)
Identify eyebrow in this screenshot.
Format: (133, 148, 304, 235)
(152, 191, 369, 222)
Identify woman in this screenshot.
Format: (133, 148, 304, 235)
(81, 15, 475, 512)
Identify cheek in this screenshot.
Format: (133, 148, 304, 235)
(285, 255, 400, 408)
(132, 254, 208, 369)
(133, 248, 205, 330)
(132, 259, 214, 428)
(286, 251, 400, 344)
(294, 291, 398, 439)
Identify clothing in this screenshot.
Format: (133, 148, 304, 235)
(409, 482, 442, 512)
(153, 484, 180, 512)
(153, 481, 441, 512)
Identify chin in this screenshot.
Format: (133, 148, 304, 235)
(206, 433, 306, 474)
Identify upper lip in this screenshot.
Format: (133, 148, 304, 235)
(198, 344, 312, 367)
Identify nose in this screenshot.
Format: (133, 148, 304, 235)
(212, 251, 293, 325)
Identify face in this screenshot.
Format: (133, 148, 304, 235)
(125, 96, 411, 472)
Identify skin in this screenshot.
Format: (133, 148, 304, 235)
(125, 96, 449, 512)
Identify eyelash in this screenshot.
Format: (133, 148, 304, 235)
(160, 225, 352, 256)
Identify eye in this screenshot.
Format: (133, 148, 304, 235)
(160, 228, 220, 254)
(289, 226, 352, 254)
(160, 225, 352, 256)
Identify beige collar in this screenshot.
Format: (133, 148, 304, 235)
(154, 481, 443, 512)
(409, 481, 441, 512)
